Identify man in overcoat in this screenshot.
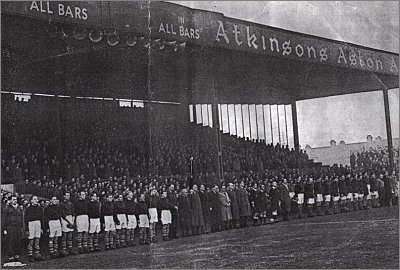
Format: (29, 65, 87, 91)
(219, 185, 232, 230)
(2, 195, 24, 262)
(209, 185, 221, 232)
(178, 188, 191, 237)
(199, 184, 210, 233)
(227, 183, 240, 229)
(279, 179, 291, 221)
(269, 181, 280, 222)
(236, 182, 251, 228)
(189, 185, 204, 235)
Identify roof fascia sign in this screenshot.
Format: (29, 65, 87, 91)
(2, 1, 399, 75)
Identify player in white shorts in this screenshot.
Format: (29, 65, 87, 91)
(114, 194, 127, 248)
(137, 194, 150, 245)
(314, 178, 324, 216)
(102, 194, 116, 250)
(158, 191, 175, 241)
(24, 196, 43, 261)
(305, 178, 316, 217)
(44, 196, 62, 258)
(147, 189, 159, 243)
(88, 193, 101, 252)
(74, 191, 89, 253)
(60, 192, 75, 256)
(125, 192, 138, 246)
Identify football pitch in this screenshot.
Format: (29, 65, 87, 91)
(18, 206, 399, 269)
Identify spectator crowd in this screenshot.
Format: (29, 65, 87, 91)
(1, 138, 398, 264)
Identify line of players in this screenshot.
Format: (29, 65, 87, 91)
(22, 189, 176, 262)
(19, 170, 397, 262)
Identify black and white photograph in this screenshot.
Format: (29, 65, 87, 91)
(1, 1, 399, 269)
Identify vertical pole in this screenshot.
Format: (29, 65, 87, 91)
(255, 105, 259, 140)
(269, 105, 274, 145)
(234, 104, 238, 136)
(292, 101, 300, 152)
(285, 105, 289, 146)
(211, 49, 223, 184)
(263, 105, 267, 144)
(382, 88, 394, 170)
(277, 105, 281, 144)
(219, 104, 223, 131)
(200, 103, 203, 125)
(207, 104, 211, 127)
(227, 105, 230, 134)
(241, 104, 245, 138)
(248, 104, 252, 140)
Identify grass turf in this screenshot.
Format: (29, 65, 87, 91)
(7, 206, 399, 269)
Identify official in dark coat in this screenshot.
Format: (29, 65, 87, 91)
(167, 184, 179, 239)
(219, 185, 232, 230)
(259, 185, 268, 225)
(178, 189, 192, 237)
(199, 185, 210, 233)
(269, 182, 280, 222)
(236, 182, 251, 228)
(383, 171, 394, 206)
(227, 183, 240, 229)
(189, 185, 204, 235)
(279, 179, 291, 221)
(2, 195, 24, 262)
(209, 185, 221, 232)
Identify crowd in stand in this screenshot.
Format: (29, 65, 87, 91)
(1, 99, 398, 264)
(1, 139, 399, 263)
